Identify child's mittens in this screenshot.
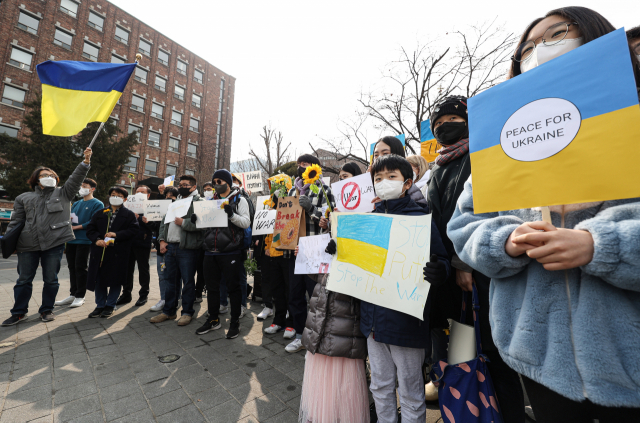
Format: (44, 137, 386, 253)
(325, 239, 336, 255)
(423, 254, 447, 287)
(190, 214, 197, 223)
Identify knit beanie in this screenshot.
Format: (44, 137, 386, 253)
(341, 162, 362, 177)
(430, 96, 468, 134)
(296, 154, 321, 167)
(212, 169, 233, 186)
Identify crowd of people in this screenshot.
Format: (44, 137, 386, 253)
(2, 6, 640, 423)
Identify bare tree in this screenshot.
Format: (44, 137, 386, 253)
(248, 125, 292, 176)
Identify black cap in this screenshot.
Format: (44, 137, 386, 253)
(430, 96, 468, 134)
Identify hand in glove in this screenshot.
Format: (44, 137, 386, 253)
(298, 195, 313, 212)
(190, 214, 197, 223)
(325, 239, 336, 255)
(223, 204, 234, 218)
(423, 254, 447, 287)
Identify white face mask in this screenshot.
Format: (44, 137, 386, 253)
(134, 193, 147, 201)
(204, 190, 214, 199)
(79, 188, 90, 197)
(109, 196, 124, 206)
(40, 177, 57, 188)
(520, 37, 584, 73)
(374, 179, 407, 201)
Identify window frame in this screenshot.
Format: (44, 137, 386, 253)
(124, 156, 138, 172)
(134, 66, 148, 84)
(114, 26, 129, 45)
(53, 28, 73, 50)
(168, 137, 180, 153)
(17, 11, 40, 35)
(174, 85, 185, 101)
(187, 143, 197, 158)
(9, 47, 34, 71)
(144, 159, 158, 176)
(166, 164, 178, 176)
(154, 75, 166, 92)
(192, 93, 201, 108)
(130, 94, 145, 112)
(82, 41, 100, 62)
(0, 124, 19, 138)
(151, 103, 164, 120)
(87, 11, 104, 32)
(176, 60, 187, 75)
(194, 69, 204, 84)
(189, 118, 199, 132)
(60, 0, 79, 18)
(138, 38, 152, 56)
(171, 110, 182, 126)
(111, 54, 125, 64)
(1, 85, 27, 108)
(148, 131, 161, 148)
(157, 49, 169, 66)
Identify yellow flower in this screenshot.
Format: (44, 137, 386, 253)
(302, 164, 322, 185)
(220, 200, 229, 209)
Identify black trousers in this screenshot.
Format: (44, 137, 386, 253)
(195, 249, 206, 298)
(270, 256, 293, 328)
(124, 246, 151, 298)
(483, 350, 525, 423)
(65, 244, 90, 298)
(522, 375, 640, 423)
(204, 254, 242, 324)
(258, 254, 272, 308)
(287, 257, 316, 333)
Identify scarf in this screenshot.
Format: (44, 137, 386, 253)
(294, 177, 311, 196)
(435, 138, 469, 166)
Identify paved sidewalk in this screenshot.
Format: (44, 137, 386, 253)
(0, 253, 442, 422)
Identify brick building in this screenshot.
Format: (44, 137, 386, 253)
(0, 0, 235, 208)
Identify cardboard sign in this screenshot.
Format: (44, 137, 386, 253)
(236, 171, 263, 192)
(124, 194, 147, 214)
(164, 197, 193, 223)
(256, 195, 271, 210)
(192, 200, 228, 228)
(331, 173, 376, 213)
(469, 29, 640, 213)
(326, 212, 432, 320)
(272, 196, 306, 250)
(144, 200, 172, 222)
(252, 209, 277, 235)
(294, 234, 333, 274)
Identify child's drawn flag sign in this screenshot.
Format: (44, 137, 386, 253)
(469, 29, 640, 213)
(331, 173, 376, 213)
(327, 212, 432, 320)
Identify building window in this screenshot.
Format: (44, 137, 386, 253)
(185, 169, 195, 176)
(17, 11, 40, 35)
(53, 28, 73, 50)
(154, 76, 166, 92)
(128, 124, 140, 141)
(194, 69, 204, 84)
(114, 26, 129, 44)
(111, 54, 125, 64)
(158, 49, 169, 66)
(131, 94, 145, 112)
(192, 93, 201, 108)
(177, 60, 187, 75)
(138, 39, 151, 56)
(0, 124, 19, 138)
(1, 85, 27, 108)
(88, 11, 104, 31)
(171, 111, 182, 126)
(124, 156, 138, 172)
(60, 0, 78, 18)
(9, 47, 33, 71)
(189, 118, 199, 132)
(82, 42, 99, 62)
(148, 131, 161, 148)
(174, 85, 184, 101)
(166, 164, 177, 176)
(187, 144, 197, 158)
(134, 67, 147, 84)
(151, 103, 163, 119)
(145, 160, 158, 176)
(168, 138, 180, 152)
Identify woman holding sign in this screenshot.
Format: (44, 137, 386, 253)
(449, 7, 640, 422)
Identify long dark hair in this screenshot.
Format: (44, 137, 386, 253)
(374, 136, 406, 158)
(27, 167, 59, 189)
(509, 7, 640, 87)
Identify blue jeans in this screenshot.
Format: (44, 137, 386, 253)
(95, 283, 121, 308)
(156, 253, 170, 301)
(162, 244, 198, 316)
(220, 265, 247, 307)
(11, 244, 64, 316)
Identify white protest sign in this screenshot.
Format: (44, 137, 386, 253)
(326, 212, 432, 320)
(124, 193, 147, 215)
(237, 171, 263, 192)
(163, 175, 175, 187)
(164, 197, 193, 223)
(144, 200, 172, 221)
(295, 234, 333, 274)
(330, 173, 376, 213)
(252, 209, 277, 236)
(70, 213, 79, 224)
(193, 200, 228, 228)
(256, 195, 271, 210)
(322, 177, 330, 186)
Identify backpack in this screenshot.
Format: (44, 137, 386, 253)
(238, 188, 256, 226)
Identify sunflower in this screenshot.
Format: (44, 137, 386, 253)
(220, 200, 229, 209)
(302, 164, 322, 185)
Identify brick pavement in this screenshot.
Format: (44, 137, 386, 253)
(0, 253, 443, 422)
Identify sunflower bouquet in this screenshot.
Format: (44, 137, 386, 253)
(302, 165, 332, 212)
(267, 173, 293, 208)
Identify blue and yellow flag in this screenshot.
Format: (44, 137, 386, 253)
(336, 214, 393, 276)
(469, 29, 640, 213)
(37, 61, 136, 136)
(419, 119, 440, 162)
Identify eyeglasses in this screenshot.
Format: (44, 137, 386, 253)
(178, 184, 192, 188)
(39, 174, 54, 179)
(512, 22, 579, 63)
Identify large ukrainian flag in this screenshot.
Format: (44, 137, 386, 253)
(336, 214, 393, 276)
(37, 61, 136, 136)
(469, 29, 640, 213)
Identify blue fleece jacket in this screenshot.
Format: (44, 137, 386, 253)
(447, 178, 640, 407)
(68, 198, 104, 245)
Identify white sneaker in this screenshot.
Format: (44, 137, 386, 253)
(264, 324, 282, 334)
(69, 297, 85, 308)
(54, 296, 75, 306)
(219, 305, 229, 314)
(283, 327, 296, 339)
(239, 306, 247, 318)
(285, 338, 305, 353)
(257, 307, 273, 321)
(150, 300, 165, 312)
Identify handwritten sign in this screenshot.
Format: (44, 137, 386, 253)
(144, 200, 172, 222)
(236, 171, 263, 192)
(326, 212, 432, 320)
(163, 175, 175, 187)
(124, 193, 147, 214)
(331, 173, 375, 213)
(192, 200, 228, 228)
(164, 197, 193, 223)
(272, 196, 305, 250)
(295, 234, 333, 274)
(256, 195, 271, 210)
(252, 209, 277, 236)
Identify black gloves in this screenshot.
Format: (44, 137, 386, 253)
(223, 204, 234, 218)
(299, 195, 313, 212)
(190, 214, 197, 223)
(325, 239, 336, 255)
(423, 254, 447, 287)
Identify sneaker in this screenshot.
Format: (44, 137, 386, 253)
(1, 314, 27, 326)
(177, 315, 192, 326)
(194, 296, 203, 304)
(88, 308, 104, 318)
(150, 313, 177, 323)
(219, 305, 229, 314)
(195, 318, 221, 335)
(285, 338, 305, 353)
(149, 300, 165, 312)
(283, 327, 296, 339)
(257, 307, 273, 321)
(54, 296, 75, 306)
(116, 295, 132, 306)
(226, 324, 240, 339)
(100, 307, 114, 318)
(239, 306, 247, 318)
(264, 324, 282, 334)
(135, 297, 148, 307)
(40, 311, 55, 322)
(69, 297, 85, 308)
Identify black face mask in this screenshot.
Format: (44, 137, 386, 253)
(297, 166, 306, 178)
(434, 121, 469, 146)
(213, 183, 228, 194)
(178, 187, 192, 198)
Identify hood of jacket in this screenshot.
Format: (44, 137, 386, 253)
(374, 194, 429, 216)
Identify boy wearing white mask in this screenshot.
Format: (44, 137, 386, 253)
(56, 178, 103, 308)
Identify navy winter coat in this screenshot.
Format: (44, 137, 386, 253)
(359, 195, 450, 349)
